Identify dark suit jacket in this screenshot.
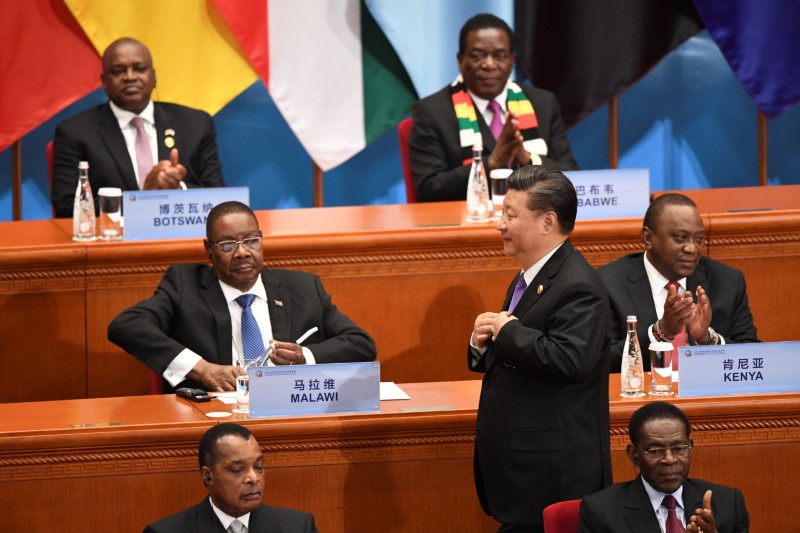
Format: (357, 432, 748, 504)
(468, 240, 612, 527)
(108, 264, 377, 392)
(598, 253, 760, 372)
(579, 476, 750, 533)
(143, 498, 318, 533)
(409, 83, 578, 202)
(52, 102, 225, 217)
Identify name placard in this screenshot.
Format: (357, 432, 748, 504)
(564, 168, 650, 220)
(678, 341, 800, 397)
(248, 362, 380, 417)
(123, 187, 249, 241)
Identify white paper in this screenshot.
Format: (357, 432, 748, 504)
(380, 381, 410, 401)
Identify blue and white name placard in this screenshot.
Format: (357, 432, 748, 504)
(123, 187, 249, 241)
(679, 341, 800, 397)
(564, 168, 649, 220)
(248, 362, 380, 417)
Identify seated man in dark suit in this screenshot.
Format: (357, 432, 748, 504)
(144, 423, 317, 533)
(108, 201, 376, 392)
(52, 37, 225, 217)
(409, 13, 578, 203)
(580, 402, 750, 533)
(598, 193, 759, 372)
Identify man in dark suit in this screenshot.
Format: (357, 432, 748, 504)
(409, 14, 578, 203)
(52, 37, 224, 217)
(108, 201, 376, 392)
(144, 423, 317, 533)
(469, 166, 612, 532)
(598, 193, 759, 372)
(580, 402, 750, 533)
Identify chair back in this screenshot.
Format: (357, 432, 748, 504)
(397, 117, 416, 203)
(542, 499, 581, 533)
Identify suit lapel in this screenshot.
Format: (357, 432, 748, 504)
(622, 477, 662, 532)
(264, 270, 290, 342)
(197, 498, 227, 533)
(199, 268, 234, 365)
(153, 102, 172, 161)
(98, 104, 139, 191)
(625, 257, 659, 327)
(510, 240, 573, 318)
(686, 261, 707, 295)
(681, 479, 704, 524)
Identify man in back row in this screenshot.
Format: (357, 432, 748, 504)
(409, 13, 578, 203)
(599, 193, 760, 372)
(52, 37, 225, 217)
(108, 201, 376, 392)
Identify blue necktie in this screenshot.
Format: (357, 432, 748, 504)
(508, 273, 527, 313)
(236, 294, 264, 363)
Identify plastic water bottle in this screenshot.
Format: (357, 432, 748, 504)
(72, 161, 96, 241)
(465, 139, 492, 223)
(621, 315, 645, 397)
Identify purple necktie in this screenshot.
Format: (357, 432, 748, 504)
(508, 273, 527, 313)
(662, 495, 683, 533)
(130, 116, 153, 189)
(487, 100, 504, 140)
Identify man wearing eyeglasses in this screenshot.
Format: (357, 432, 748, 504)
(108, 201, 376, 392)
(579, 402, 750, 533)
(408, 13, 578, 203)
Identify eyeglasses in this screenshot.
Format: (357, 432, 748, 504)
(637, 443, 693, 461)
(213, 236, 262, 254)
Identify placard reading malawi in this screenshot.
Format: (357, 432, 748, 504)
(248, 362, 380, 417)
(564, 168, 649, 220)
(123, 187, 249, 240)
(678, 341, 800, 397)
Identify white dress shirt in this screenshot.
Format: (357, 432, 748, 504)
(108, 100, 158, 187)
(641, 477, 686, 532)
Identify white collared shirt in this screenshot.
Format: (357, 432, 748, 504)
(640, 477, 686, 532)
(108, 99, 158, 186)
(210, 496, 251, 531)
(468, 89, 508, 127)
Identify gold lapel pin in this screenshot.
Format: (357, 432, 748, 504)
(537, 284, 544, 295)
(274, 300, 284, 307)
(165, 128, 175, 136)
(164, 137, 175, 148)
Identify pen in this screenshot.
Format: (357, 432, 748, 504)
(295, 327, 319, 345)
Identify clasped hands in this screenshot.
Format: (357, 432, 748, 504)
(471, 311, 517, 349)
(190, 340, 307, 392)
(142, 147, 187, 190)
(486, 111, 535, 171)
(660, 284, 714, 344)
(684, 489, 717, 533)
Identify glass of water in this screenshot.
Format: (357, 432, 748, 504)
(98, 187, 123, 240)
(232, 373, 250, 413)
(648, 341, 675, 395)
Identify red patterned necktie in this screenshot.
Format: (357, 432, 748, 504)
(662, 495, 684, 533)
(666, 280, 687, 370)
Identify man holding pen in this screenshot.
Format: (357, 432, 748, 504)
(108, 201, 376, 392)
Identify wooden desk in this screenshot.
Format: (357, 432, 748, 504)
(0, 380, 797, 532)
(1, 185, 800, 401)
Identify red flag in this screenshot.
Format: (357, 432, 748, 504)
(214, 1, 269, 87)
(0, 0, 101, 151)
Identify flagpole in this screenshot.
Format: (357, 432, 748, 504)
(313, 162, 324, 207)
(608, 96, 619, 169)
(758, 110, 767, 187)
(12, 140, 22, 220)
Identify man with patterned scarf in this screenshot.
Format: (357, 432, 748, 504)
(409, 14, 578, 203)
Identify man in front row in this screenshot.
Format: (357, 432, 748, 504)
(144, 423, 317, 532)
(580, 402, 750, 532)
(108, 201, 376, 392)
(599, 193, 759, 372)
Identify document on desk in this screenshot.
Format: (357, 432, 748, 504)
(380, 381, 410, 400)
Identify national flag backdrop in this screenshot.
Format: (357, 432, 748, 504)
(0, 0, 101, 152)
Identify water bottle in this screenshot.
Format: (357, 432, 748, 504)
(620, 315, 645, 397)
(72, 161, 96, 241)
(465, 139, 492, 223)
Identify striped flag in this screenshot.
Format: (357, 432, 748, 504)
(215, 0, 417, 171)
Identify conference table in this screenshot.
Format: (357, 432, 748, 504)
(2, 185, 800, 403)
(0, 377, 797, 532)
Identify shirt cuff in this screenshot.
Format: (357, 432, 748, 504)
(163, 349, 203, 387)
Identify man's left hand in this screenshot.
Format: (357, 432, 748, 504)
(685, 489, 717, 533)
(687, 286, 713, 342)
(268, 340, 306, 365)
(142, 148, 187, 190)
(491, 311, 517, 339)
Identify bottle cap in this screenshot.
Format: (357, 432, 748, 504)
(626, 315, 637, 321)
(78, 161, 89, 169)
(472, 137, 483, 152)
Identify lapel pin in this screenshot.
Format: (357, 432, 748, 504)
(165, 128, 175, 136)
(274, 300, 283, 307)
(164, 137, 175, 148)
(537, 284, 543, 295)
